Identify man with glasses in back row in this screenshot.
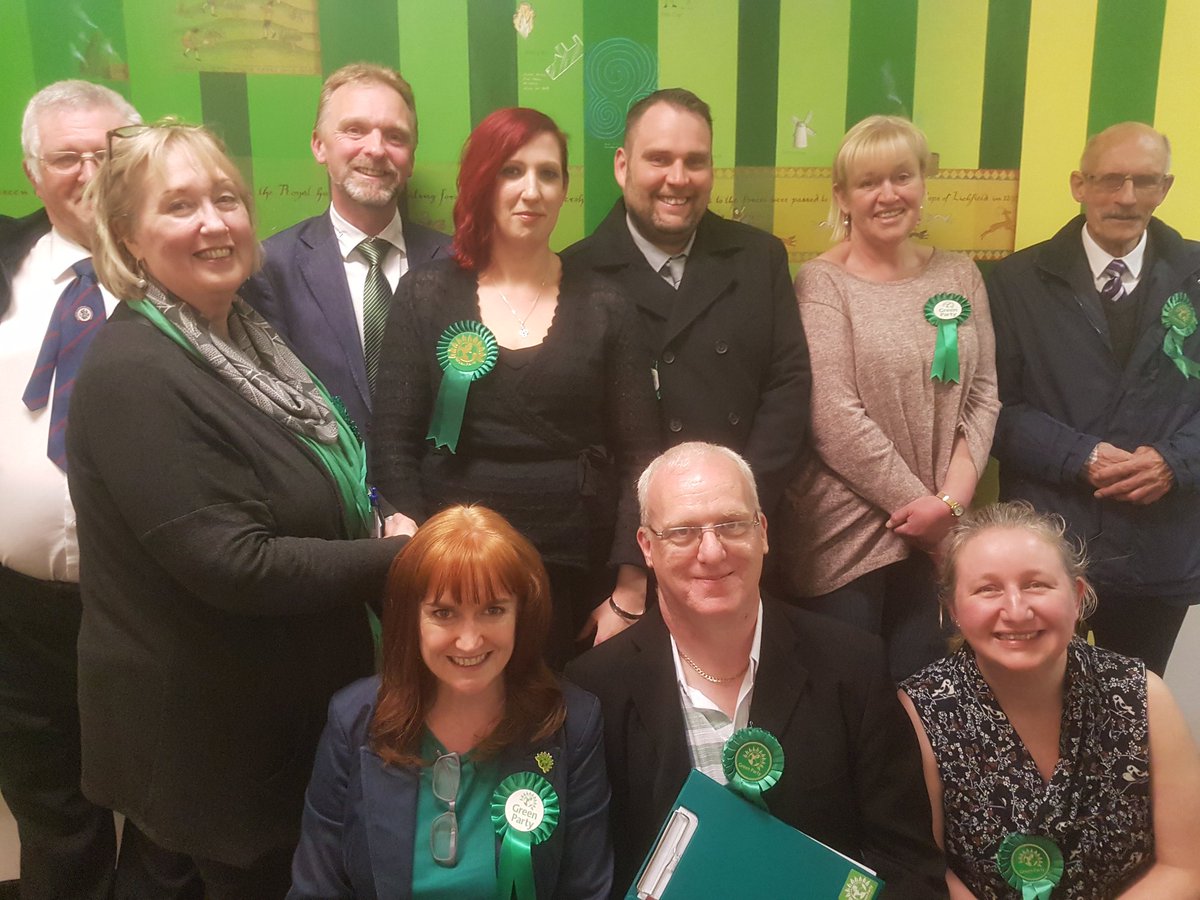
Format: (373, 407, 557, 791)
(567, 442, 948, 898)
(989, 121, 1200, 676)
(1, 81, 139, 899)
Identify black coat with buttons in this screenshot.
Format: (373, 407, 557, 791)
(563, 200, 811, 516)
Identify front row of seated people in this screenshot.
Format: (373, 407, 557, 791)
(288, 444, 1200, 899)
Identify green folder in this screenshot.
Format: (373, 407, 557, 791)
(625, 770, 886, 899)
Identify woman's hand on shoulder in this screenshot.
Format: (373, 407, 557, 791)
(887, 495, 953, 552)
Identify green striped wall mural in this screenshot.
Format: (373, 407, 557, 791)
(1, 0, 1197, 259)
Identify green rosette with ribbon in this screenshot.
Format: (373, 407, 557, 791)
(721, 726, 784, 811)
(996, 833, 1064, 900)
(1161, 293, 1200, 379)
(491, 772, 559, 900)
(923, 293, 972, 384)
(427, 321, 499, 452)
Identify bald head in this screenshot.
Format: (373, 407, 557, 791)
(1080, 121, 1170, 173)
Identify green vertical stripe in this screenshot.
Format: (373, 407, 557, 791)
(200, 72, 251, 162)
(581, 0, 657, 234)
(1087, 0, 1166, 134)
(734, 0, 779, 234)
(122, 0, 202, 124)
(516, 0, 585, 248)
(845, 0, 918, 128)
(246, 75, 323, 238)
(3, 0, 36, 209)
(978, 0, 1031, 170)
(467, 0, 518, 126)
(658, 0, 737, 169)
(736, 0, 778, 168)
(318, 0, 400, 75)
(398, 2, 470, 236)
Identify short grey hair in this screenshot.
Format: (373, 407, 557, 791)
(21, 80, 140, 182)
(636, 442, 760, 525)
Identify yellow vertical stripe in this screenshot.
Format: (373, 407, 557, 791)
(912, 0, 988, 170)
(1014, 0, 1096, 250)
(658, 0, 739, 168)
(775, 0, 851, 168)
(1152, 0, 1200, 237)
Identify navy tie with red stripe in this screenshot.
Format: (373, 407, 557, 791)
(22, 259, 105, 471)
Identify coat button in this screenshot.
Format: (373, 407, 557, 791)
(727, 412, 740, 426)
(714, 340, 728, 354)
(668, 417, 683, 433)
(662, 350, 676, 364)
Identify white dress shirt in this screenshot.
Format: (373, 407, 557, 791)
(328, 205, 408, 348)
(0, 229, 119, 582)
(1082, 222, 1147, 294)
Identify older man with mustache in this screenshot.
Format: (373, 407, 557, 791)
(243, 63, 450, 439)
(989, 121, 1200, 676)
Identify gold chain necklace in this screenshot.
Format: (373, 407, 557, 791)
(678, 647, 748, 685)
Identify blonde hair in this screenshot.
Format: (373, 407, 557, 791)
(315, 62, 418, 145)
(827, 115, 930, 242)
(938, 501, 1099, 630)
(87, 120, 262, 300)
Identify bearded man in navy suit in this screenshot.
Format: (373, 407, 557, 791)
(243, 63, 450, 438)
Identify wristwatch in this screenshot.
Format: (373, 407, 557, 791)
(938, 493, 965, 517)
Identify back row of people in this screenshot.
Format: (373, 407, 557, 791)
(2, 63, 1198, 897)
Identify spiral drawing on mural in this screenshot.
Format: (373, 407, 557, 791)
(584, 38, 657, 141)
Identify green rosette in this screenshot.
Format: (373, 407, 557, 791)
(996, 833, 1063, 900)
(427, 321, 499, 452)
(721, 726, 784, 811)
(491, 772, 559, 900)
(1161, 293, 1200, 379)
(923, 293, 972, 384)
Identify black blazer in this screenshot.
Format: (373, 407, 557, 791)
(0, 208, 51, 317)
(67, 306, 404, 866)
(566, 599, 948, 899)
(242, 211, 451, 436)
(562, 201, 811, 516)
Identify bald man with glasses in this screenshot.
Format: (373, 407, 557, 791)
(566, 442, 947, 899)
(989, 121, 1200, 676)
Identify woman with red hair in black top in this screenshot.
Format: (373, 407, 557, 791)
(371, 108, 659, 667)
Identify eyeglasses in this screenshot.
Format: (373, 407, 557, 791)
(430, 751, 460, 867)
(39, 150, 108, 174)
(646, 516, 761, 549)
(1082, 172, 1171, 195)
(105, 121, 206, 158)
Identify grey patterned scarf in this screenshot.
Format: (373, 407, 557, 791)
(142, 280, 339, 444)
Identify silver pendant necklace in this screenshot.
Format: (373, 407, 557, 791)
(491, 279, 546, 338)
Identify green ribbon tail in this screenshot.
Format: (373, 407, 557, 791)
(930, 322, 961, 383)
(1165, 333, 1200, 379)
(496, 830, 536, 900)
(427, 368, 473, 452)
(1023, 880, 1054, 900)
(730, 780, 769, 811)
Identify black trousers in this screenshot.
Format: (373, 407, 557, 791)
(0, 565, 115, 900)
(1086, 589, 1192, 677)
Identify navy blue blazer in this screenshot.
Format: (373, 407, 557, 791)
(288, 678, 613, 900)
(989, 215, 1200, 598)
(242, 211, 450, 436)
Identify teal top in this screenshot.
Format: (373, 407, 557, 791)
(411, 732, 500, 898)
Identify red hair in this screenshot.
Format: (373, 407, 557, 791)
(452, 107, 569, 271)
(370, 504, 565, 767)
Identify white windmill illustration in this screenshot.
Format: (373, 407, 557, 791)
(792, 111, 815, 149)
